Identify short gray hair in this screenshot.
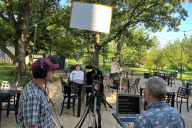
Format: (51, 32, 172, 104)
(145, 76, 167, 100)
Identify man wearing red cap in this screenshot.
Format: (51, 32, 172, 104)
(18, 58, 59, 128)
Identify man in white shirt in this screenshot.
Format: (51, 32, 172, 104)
(70, 65, 84, 81)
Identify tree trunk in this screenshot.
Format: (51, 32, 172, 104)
(103, 46, 105, 67)
(93, 46, 101, 69)
(18, 38, 26, 73)
(92, 32, 101, 69)
(28, 41, 33, 65)
(89, 53, 93, 66)
(116, 36, 122, 65)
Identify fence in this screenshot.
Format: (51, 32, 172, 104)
(0, 48, 14, 64)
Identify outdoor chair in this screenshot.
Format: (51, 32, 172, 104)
(59, 75, 78, 116)
(169, 72, 177, 87)
(1, 81, 19, 118)
(175, 87, 191, 113)
(1, 81, 10, 90)
(153, 69, 159, 76)
(128, 70, 134, 84)
(181, 80, 187, 88)
(131, 78, 141, 94)
(165, 92, 175, 107)
(110, 73, 120, 94)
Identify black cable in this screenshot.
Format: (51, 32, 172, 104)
(74, 105, 89, 128)
(44, 79, 64, 128)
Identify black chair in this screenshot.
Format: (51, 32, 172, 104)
(1, 81, 18, 117)
(131, 78, 141, 94)
(175, 87, 191, 113)
(153, 69, 159, 76)
(110, 73, 120, 94)
(128, 70, 134, 81)
(181, 80, 187, 88)
(1, 93, 19, 123)
(170, 72, 177, 85)
(59, 75, 78, 116)
(165, 92, 175, 107)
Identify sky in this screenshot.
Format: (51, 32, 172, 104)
(60, 1, 192, 47)
(149, 2, 192, 47)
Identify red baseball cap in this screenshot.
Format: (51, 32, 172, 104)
(32, 58, 59, 73)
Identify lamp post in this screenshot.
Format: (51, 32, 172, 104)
(180, 50, 182, 80)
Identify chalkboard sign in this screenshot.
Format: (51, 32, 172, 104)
(117, 94, 141, 115)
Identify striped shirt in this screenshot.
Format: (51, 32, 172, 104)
(18, 80, 52, 128)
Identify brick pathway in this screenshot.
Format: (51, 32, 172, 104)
(1, 71, 192, 128)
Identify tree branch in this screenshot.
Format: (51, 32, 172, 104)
(100, 0, 161, 47)
(0, 10, 9, 23)
(0, 44, 16, 61)
(4, 0, 17, 34)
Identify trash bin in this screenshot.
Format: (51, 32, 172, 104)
(144, 73, 150, 78)
(178, 69, 184, 73)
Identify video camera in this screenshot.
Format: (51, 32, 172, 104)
(85, 66, 104, 94)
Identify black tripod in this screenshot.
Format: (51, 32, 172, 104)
(78, 93, 112, 128)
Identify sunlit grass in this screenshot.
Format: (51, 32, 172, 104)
(0, 66, 14, 70)
(50, 75, 59, 83)
(0, 62, 13, 66)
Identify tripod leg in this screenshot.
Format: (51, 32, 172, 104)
(102, 96, 113, 108)
(79, 108, 90, 127)
(97, 110, 102, 128)
(103, 101, 107, 111)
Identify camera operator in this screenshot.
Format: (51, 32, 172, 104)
(18, 58, 59, 128)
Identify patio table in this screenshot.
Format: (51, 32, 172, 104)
(0, 90, 21, 126)
(140, 86, 175, 108)
(69, 79, 83, 117)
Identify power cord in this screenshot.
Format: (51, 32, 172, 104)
(44, 79, 64, 128)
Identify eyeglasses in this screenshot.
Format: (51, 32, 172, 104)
(47, 69, 55, 74)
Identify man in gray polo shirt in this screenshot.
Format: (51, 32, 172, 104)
(18, 58, 59, 128)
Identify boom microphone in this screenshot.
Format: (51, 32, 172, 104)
(76, 53, 80, 62)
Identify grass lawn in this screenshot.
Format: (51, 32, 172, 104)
(176, 74, 192, 82)
(0, 62, 13, 66)
(0, 66, 14, 70)
(0, 71, 59, 86)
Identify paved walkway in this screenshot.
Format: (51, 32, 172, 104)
(1, 71, 192, 128)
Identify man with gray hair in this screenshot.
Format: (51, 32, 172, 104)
(127, 76, 185, 128)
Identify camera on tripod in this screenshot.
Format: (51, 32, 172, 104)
(90, 68, 104, 95)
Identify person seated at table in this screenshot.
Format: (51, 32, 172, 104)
(70, 65, 84, 81)
(127, 76, 185, 128)
(70, 65, 84, 91)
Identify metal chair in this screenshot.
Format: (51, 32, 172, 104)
(59, 75, 78, 116)
(131, 78, 141, 94)
(175, 87, 191, 113)
(1, 81, 19, 119)
(181, 80, 187, 88)
(1, 81, 10, 90)
(110, 73, 120, 94)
